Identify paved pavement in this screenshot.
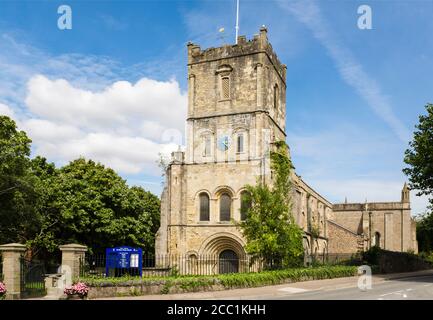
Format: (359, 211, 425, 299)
(96, 269, 433, 300)
(272, 274, 433, 300)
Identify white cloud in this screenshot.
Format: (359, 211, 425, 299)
(25, 75, 186, 131)
(21, 119, 84, 142)
(0, 32, 188, 180)
(0, 33, 124, 105)
(0, 103, 15, 118)
(31, 132, 178, 174)
(279, 0, 410, 143)
(20, 75, 187, 175)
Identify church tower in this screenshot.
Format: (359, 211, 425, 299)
(156, 27, 290, 264)
(156, 27, 414, 268)
(185, 26, 287, 166)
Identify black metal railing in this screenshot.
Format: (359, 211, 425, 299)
(20, 258, 46, 298)
(79, 253, 263, 278)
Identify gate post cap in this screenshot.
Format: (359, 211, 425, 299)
(0, 243, 26, 252)
(59, 244, 88, 252)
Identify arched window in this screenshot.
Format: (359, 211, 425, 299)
(199, 193, 210, 221)
(374, 232, 381, 248)
(220, 193, 231, 221)
(240, 191, 251, 221)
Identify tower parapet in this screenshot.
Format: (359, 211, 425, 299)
(187, 26, 286, 83)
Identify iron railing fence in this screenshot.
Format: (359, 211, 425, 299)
(19, 257, 46, 298)
(79, 253, 263, 278)
(78, 252, 363, 278)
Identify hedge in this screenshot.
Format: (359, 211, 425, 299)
(79, 265, 358, 294)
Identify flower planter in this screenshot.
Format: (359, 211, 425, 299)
(0, 282, 6, 300)
(64, 282, 89, 300)
(66, 294, 87, 300)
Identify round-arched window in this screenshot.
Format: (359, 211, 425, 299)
(220, 193, 231, 221)
(199, 193, 210, 221)
(374, 232, 381, 248)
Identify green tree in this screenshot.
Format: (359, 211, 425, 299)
(0, 116, 40, 244)
(130, 186, 160, 236)
(27, 156, 61, 256)
(31, 158, 160, 253)
(238, 141, 304, 269)
(0, 114, 161, 255)
(403, 103, 433, 206)
(416, 211, 433, 252)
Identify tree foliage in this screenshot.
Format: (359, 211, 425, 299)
(403, 103, 433, 206)
(238, 141, 304, 269)
(415, 212, 433, 253)
(0, 116, 40, 244)
(0, 115, 160, 255)
(29, 158, 160, 254)
(403, 103, 433, 252)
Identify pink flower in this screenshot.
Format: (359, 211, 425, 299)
(64, 282, 89, 297)
(0, 282, 6, 295)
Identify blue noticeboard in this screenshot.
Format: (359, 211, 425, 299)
(105, 247, 143, 277)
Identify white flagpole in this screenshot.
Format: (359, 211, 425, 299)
(235, 0, 239, 44)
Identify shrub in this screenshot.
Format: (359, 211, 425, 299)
(79, 265, 357, 295)
(206, 266, 357, 289)
(362, 246, 381, 265)
(419, 251, 433, 264)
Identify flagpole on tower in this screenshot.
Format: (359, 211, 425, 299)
(235, 0, 240, 44)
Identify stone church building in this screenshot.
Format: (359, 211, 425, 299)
(155, 27, 417, 272)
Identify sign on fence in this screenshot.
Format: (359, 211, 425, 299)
(105, 247, 143, 277)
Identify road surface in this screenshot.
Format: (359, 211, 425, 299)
(269, 274, 433, 300)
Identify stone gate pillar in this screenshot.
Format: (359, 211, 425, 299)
(0, 243, 26, 300)
(59, 244, 87, 280)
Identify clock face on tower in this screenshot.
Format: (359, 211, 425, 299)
(217, 135, 231, 151)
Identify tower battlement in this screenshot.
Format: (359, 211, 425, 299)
(187, 27, 286, 82)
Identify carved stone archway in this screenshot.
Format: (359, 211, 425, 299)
(198, 233, 247, 273)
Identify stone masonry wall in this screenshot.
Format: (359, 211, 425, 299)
(327, 221, 361, 254)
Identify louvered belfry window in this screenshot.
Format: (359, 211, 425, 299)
(222, 77, 230, 99)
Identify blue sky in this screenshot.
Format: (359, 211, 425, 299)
(0, 0, 431, 214)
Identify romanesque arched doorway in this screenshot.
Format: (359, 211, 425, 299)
(199, 232, 246, 274)
(219, 249, 239, 274)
